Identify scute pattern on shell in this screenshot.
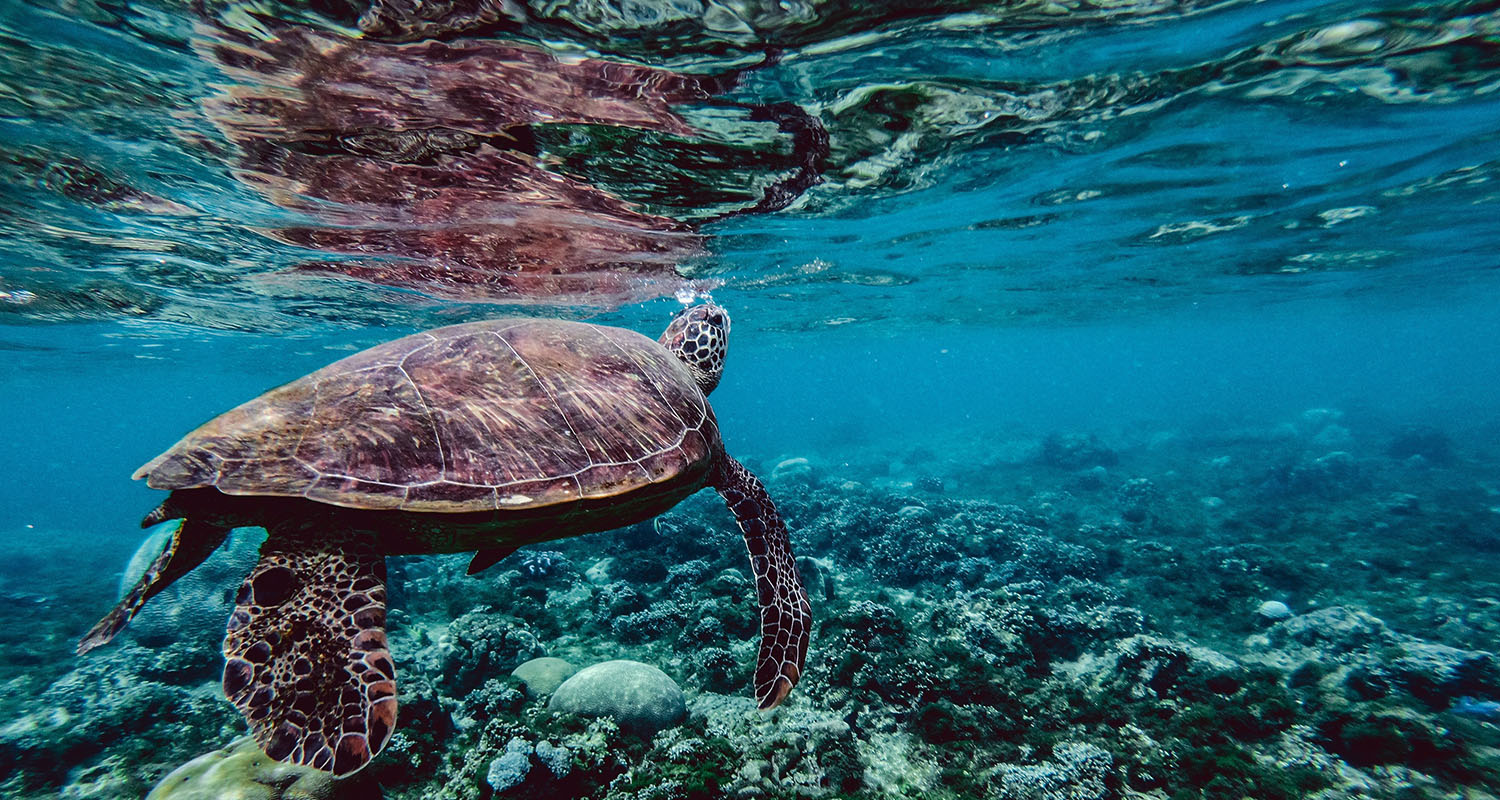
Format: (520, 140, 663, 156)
(134, 319, 719, 513)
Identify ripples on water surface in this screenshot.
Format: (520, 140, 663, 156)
(2, 0, 1497, 332)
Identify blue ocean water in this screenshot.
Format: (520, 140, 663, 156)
(3, 0, 1500, 798)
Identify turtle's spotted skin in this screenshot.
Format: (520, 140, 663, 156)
(223, 528, 393, 775)
(79, 303, 811, 778)
(659, 303, 728, 394)
(716, 457, 809, 707)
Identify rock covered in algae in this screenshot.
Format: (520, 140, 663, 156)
(510, 657, 578, 699)
(484, 738, 532, 792)
(549, 659, 686, 735)
(993, 742, 1112, 800)
(1257, 599, 1294, 621)
(146, 736, 337, 800)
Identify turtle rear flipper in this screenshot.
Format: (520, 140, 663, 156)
(78, 508, 230, 655)
(713, 456, 811, 709)
(224, 527, 396, 777)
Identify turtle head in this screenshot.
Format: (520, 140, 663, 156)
(660, 303, 730, 395)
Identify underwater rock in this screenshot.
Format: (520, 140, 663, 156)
(687, 647, 741, 694)
(1255, 604, 1500, 709)
(1375, 643, 1500, 708)
(1267, 451, 1365, 498)
(611, 600, 690, 643)
(996, 531, 1101, 584)
(1299, 407, 1345, 431)
(771, 456, 814, 483)
(409, 609, 545, 694)
(679, 612, 728, 649)
(1095, 635, 1241, 701)
(943, 583, 1142, 672)
(1067, 465, 1109, 492)
(896, 505, 935, 523)
(484, 738, 532, 793)
(532, 741, 571, 779)
(1386, 425, 1455, 464)
(949, 556, 1000, 589)
(592, 580, 645, 621)
(664, 558, 714, 598)
(691, 693, 863, 797)
(992, 742, 1112, 800)
(549, 660, 686, 735)
(458, 678, 528, 724)
(1115, 477, 1159, 524)
(1040, 433, 1119, 470)
(145, 735, 357, 800)
(707, 566, 751, 596)
(812, 598, 934, 709)
(1268, 606, 1392, 653)
(1381, 492, 1421, 515)
(510, 657, 578, 699)
(1257, 600, 1294, 621)
(914, 474, 946, 493)
(862, 506, 964, 586)
(1, 654, 238, 790)
(1311, 424, 1353, 448)
(1315, 708, 1464, 772)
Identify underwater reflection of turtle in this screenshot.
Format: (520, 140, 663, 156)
(78, 303, 810, 777)
(197, 19, 826, 306)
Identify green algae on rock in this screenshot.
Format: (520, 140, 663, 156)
(146, 736, 364, 800)
(511, 657, 579, 699)
(550, 660, 687, 736)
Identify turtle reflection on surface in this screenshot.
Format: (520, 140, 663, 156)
(195, 17, 826, 306)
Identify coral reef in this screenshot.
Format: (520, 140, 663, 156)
(6, 408, 1500, 799)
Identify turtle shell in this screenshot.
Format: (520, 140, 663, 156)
(135, 318, 722, 513)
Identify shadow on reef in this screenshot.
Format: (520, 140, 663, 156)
(3, 407, 1500, 798)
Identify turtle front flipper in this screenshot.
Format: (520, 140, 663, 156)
(712, 455, 811, 709)
(78, 506, 230, 655)
(224, 526, 395, 777)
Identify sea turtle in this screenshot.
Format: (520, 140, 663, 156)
(77, 303, 810, 777)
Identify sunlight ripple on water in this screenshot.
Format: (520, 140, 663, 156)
(0, 0, 1497, 334)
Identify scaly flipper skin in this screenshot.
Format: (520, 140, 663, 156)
(77, 506, 229, 655)
(223, 526, 395, 777)
(713, 455, 811, 708)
